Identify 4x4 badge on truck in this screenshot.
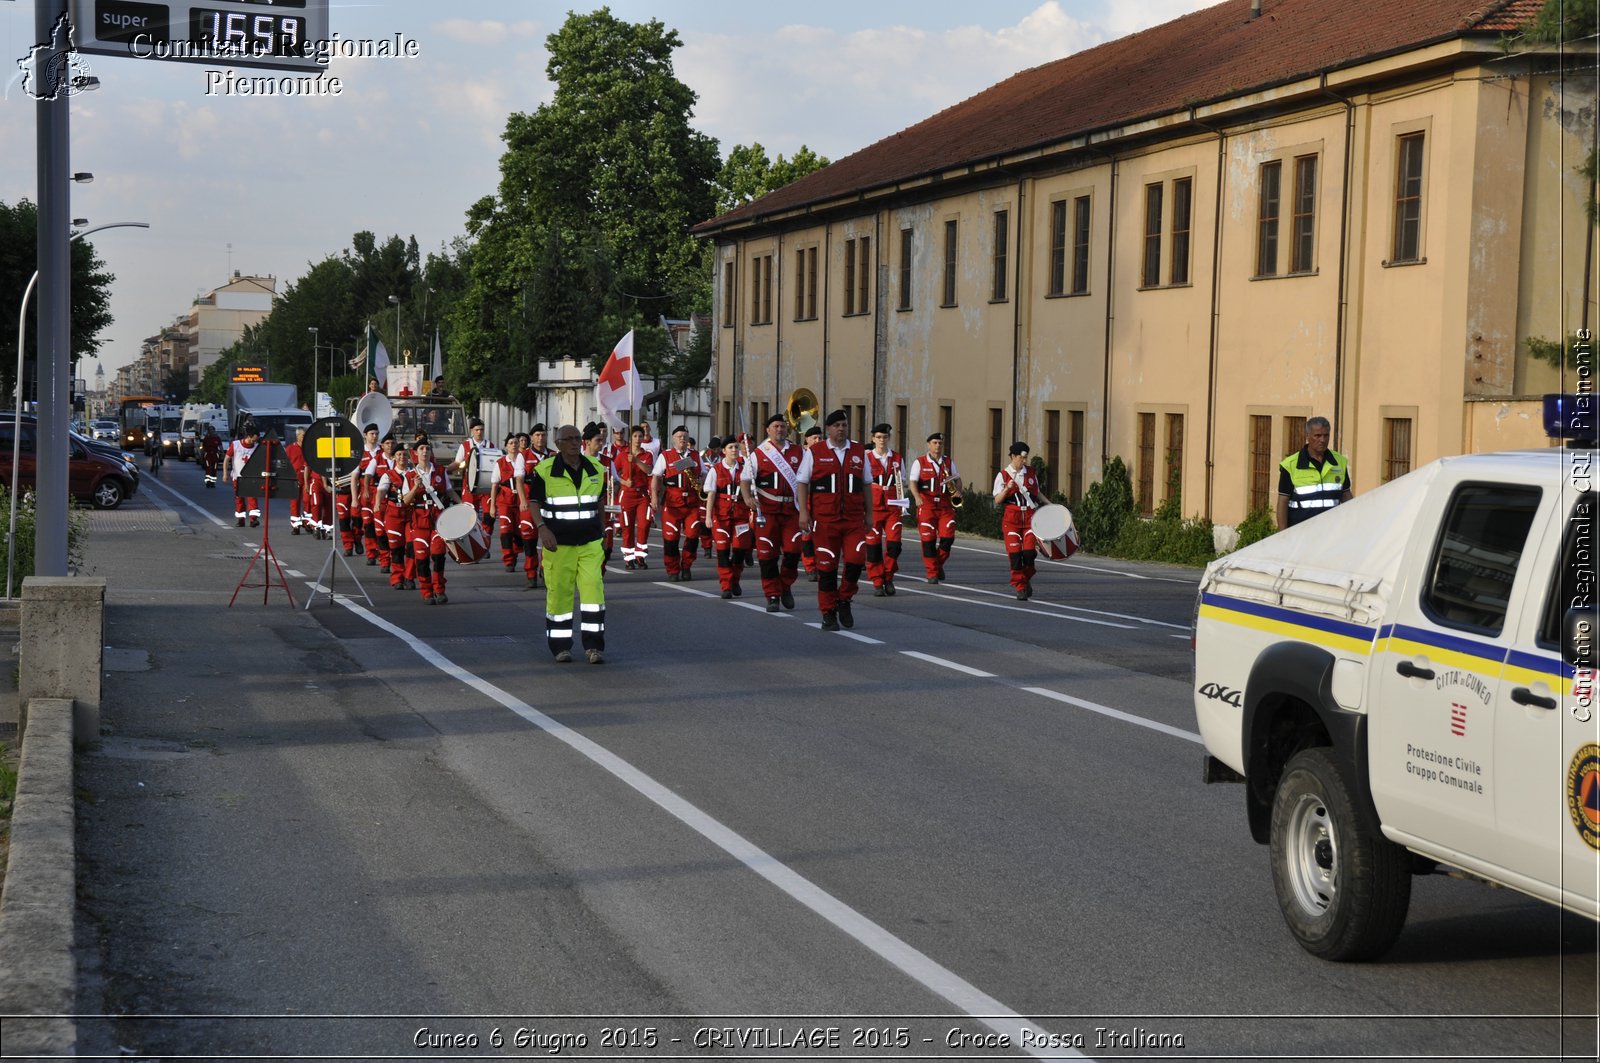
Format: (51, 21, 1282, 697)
(1566, 744, 1600, 851)
(1198, 682, 1242, 708)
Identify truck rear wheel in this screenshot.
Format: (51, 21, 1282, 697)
(1269, 748, 1411, 961)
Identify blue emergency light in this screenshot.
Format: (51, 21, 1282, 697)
(1544, 393, 1597, 444)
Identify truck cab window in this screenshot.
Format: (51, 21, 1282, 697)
(1422, 484, 1542, 635)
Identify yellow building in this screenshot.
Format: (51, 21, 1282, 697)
(694, 0, 1596, 526)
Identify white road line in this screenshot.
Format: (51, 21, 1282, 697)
(932, 582, 1191, 631)
(141, 474, 229, 527)
(901, 650, 997, 678)
(949, 542, 1197, 584)
(329, 595, 1072, 1059)
(283, 569, 305, 578)
(1023, 686, 1202, 744)
(799, 622, 885, 644)
(895, 584, 1134, 629)
(661, 582, 718, 599)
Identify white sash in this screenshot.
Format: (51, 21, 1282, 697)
(759, 440, 799, 498)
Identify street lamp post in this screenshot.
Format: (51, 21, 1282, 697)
(8, 221, 149, 599)
(308, 326, 318, 406)
(388, 294, 400, 366)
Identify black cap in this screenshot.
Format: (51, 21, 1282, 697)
(469, 418, 484, 429)
(381, 432, 396, 444)
(872, 422, 892, 435)
(803, 426, 822, 440)
(363, 422, 379, 434)
(824, 409, 848, 426)
(926, 431, 944, 443)
(530, 422, 546, 433)
(672, 424, 689, 435)
(1009, 441, 1030, 456)
(708, 436, 723, 450)
(765, 413, 786, 428)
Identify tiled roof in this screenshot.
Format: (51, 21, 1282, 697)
(697, 0, 1538, 233)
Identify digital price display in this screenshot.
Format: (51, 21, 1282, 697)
(69, 0, 328, 73)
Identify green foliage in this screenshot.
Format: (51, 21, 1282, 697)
(454, 9, 721, 404)
(953, 488, 1003, 538)
(0, 199, 116, 397)
(1526, 332, 1595, 372)
(0, 485, 88, 585)
(1526, 0, 1600, 223)
(1235, 506, 1277, 549)
(0, 742, 16, 809)
(1108, 495, 1216, 566)
(1075, 456, 1135, 553)
(324, 372, 365, 415)
(714, 142, 831, 214)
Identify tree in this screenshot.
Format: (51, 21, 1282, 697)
(453, 9, 720, 405)
(0, 199, 115, 399)
(713, 143, 830, 215)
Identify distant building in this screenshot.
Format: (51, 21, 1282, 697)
(186, 272, 276, 386)
(695, 0, 1594, 525)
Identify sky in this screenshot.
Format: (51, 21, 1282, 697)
(0, 1, 1215, 383)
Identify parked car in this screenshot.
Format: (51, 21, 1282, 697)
(0, 416, 139, 509)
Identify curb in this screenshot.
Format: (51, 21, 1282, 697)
(0, 697, 77, 1056)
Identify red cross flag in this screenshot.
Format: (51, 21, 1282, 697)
(595, 329, 639, 431)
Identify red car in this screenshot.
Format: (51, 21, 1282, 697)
(0, 417, 139, 509)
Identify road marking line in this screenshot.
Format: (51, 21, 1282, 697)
(283, 569, 305, 578)
(803, 622, 886, 645)
(141, 475, 228, 527)
(895, 585, 1134, 629)
(329, 595, 1069, 1059)
(901, 650, 997, 678)
(949, 542, 1196, 584)
(660, 582, 718, 599)
(1023, 686, 1202, 744)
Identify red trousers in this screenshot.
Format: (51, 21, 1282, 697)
(811, 518, 868, 614)
(918, 503, 957, 577)
(1002, 507, 1038, 593)
(617, 493, 652, 563)
(865, 504, 905, 586)
(754, 505, 803, 600)
(660, 501, 702, 576)
(409, 509, 448, 600)
(712, 516, 754, 593)
(386, 504, 415, 587)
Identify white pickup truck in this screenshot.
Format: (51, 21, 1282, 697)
(1194, 395, 1598, 961)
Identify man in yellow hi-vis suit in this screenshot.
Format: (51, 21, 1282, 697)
(525, 424, 608, 663)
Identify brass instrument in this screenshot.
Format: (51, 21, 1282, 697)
(944, 474, 964, 508)
(785, 387, 820, 437)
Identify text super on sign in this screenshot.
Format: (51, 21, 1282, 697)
(71, 0, 328, 73)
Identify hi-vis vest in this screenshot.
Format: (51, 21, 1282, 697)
(1280, 448, 1348, 525)
(532, 455, 605, 545)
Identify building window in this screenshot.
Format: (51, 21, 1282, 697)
(1169, 178, 1192, 286)
(857, 236, 871, 315)
(940, 404, 953, 454)
(1045, 409, 1061, 496)
(722, 261, 735, 327)
(794, 247, 818, 321)
(895, 404, 908, 452)
(992, 210, 1009, 301)
(1072, 195, 1091, 295)
(1384, 417, 1413, 482)
(844, 238, 857, 315)
(1257, 161, 1281, 277)
(750, 255, 761, 323)
(1290, 155, 1316, 273)
(1049, 200, 1067, 296)
(1068, 410, 1084, 504)
(988, 407, 1003, 481)
(1393, 132, 1425, 263)
(1137, 412, 1156, 516)
(898, 228, 913, 311)
(942, 220, 959, 306)
(1165, 412, 1184, 506)
(749, 402, 761, 436)
(762, 255, 772, 324)
(1248, 415, 1273, 513)
(750, 254, 773, 325)
(721, 401, 732, 436)
(1142, 184, 1163, 288)
(1283, 415, 1306, 457)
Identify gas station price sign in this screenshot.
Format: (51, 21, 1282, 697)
(70, 0, 329, 73)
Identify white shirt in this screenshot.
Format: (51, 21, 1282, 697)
(794, 439, 854, 484)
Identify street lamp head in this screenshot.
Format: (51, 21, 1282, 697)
(71, 173, 93, 184)
(388, 295, 400, 305)
(71, 217, 88, 227)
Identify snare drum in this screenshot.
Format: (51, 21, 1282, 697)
(438, 503, 490, 564)
(471, 447, 504, 494)
(1032, 503, 1080, 561)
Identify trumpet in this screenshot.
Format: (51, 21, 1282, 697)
(943, 474, 965, 509)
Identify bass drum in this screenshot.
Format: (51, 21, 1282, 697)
(1031, 502, 1080, 561)
(471, 446, 504, 494)
(437, 503, 490, 565)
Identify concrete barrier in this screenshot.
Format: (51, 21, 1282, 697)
(19, 577, 105, 744)
(0, 697, 77, 1055)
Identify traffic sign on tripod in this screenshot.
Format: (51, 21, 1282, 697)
(304, 416, 363, 482)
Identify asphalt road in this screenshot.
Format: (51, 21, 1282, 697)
(68, 456, 1600, 1061)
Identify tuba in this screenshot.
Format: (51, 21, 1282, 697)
(785, 387, 820, 437)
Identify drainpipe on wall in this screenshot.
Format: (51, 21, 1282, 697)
(1188, 111, 1228, 523)
(1320, 75, 1357, 455)
(776, 229, 784, 404)
(822, 225, 832, 410)
(874, 209, 886, 422)
(1012, 174, 1026, 442)
(1100, 154, 1119, 472)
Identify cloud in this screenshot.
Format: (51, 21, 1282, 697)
(433, 20, 542, 45)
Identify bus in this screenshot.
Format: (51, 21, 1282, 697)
(118, 395, 163, 451)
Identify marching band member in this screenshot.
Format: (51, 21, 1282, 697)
(865, 422, 906, 596)
(908, 432, 962, 584)
(798, 424, 823, 581)
(699, 435, 720, 561)
(795, 410, 872, 630)
(358, 424, 385, 565)
(704, 437, 753, 599)
(528, 423, 552, 460)
(636, 419, 662, 459)
(451, 418, 489, 515)
(226, 422, 261, 528)
(285, 427, 309, 535)
(491, 433, 522, 572)
(739, 416, 805, 613)
(363, 434, 398, 571)
(305, 437, 331, 539)
(402, 438, 459, 604)
(599, 424, 627, 564)
(375, 444, 416, 590)
(651, 425, 704, 582)
(994, 441, 1042, 600)
(612, 425, 655, 569)
(200, 427, 222, 488)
